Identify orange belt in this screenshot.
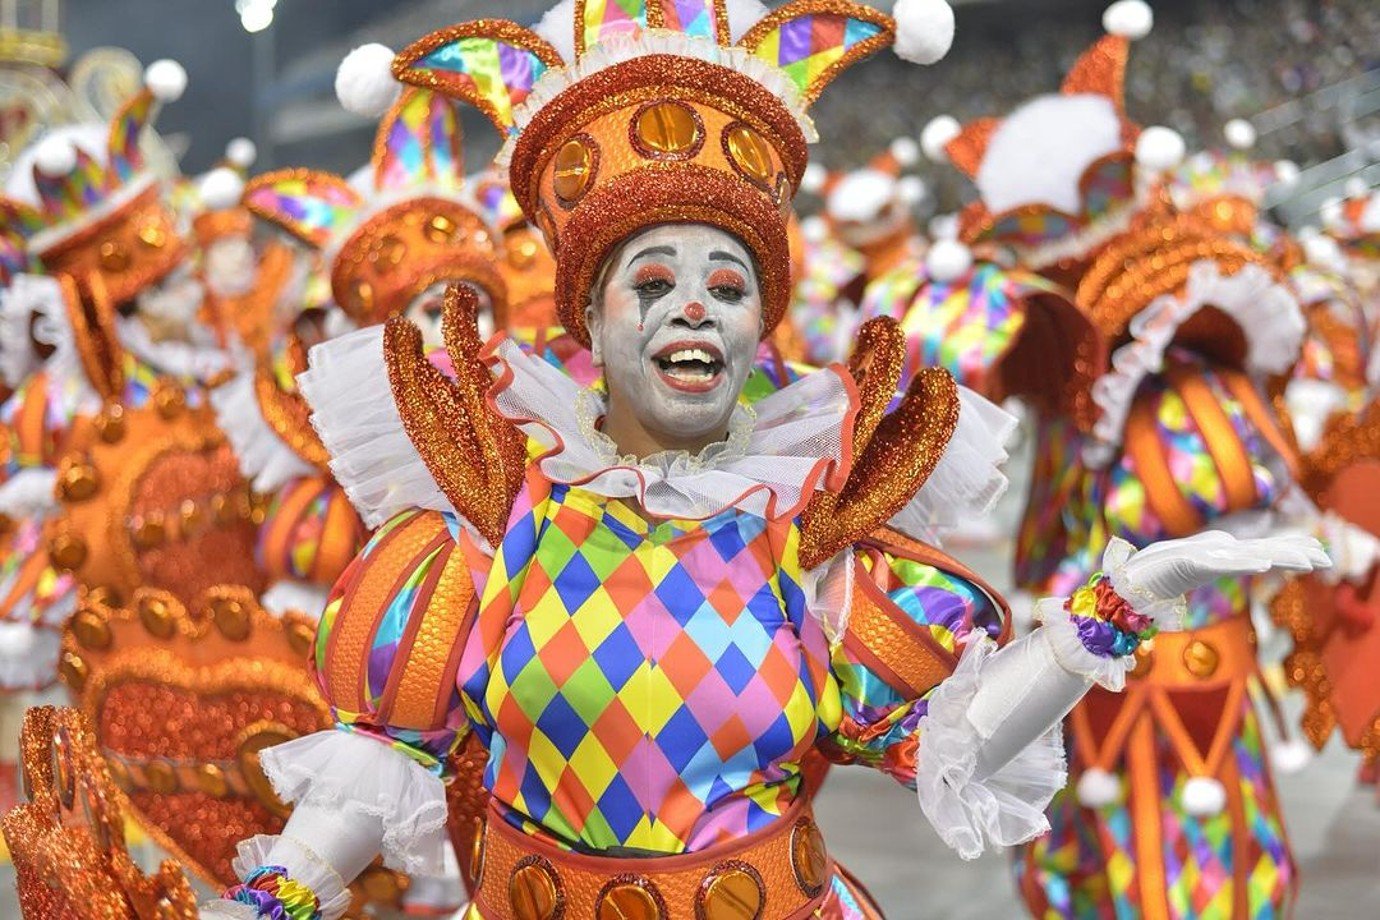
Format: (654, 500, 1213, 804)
(471, 797, 831, 920)
(1127, 613, 1258, 687)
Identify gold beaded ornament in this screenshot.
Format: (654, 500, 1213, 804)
(388, 0, 955, 348)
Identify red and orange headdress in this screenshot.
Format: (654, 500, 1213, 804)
(244, 87, 507, 330)
(0, 60, 189, 306)
(353, 0, 959, 348)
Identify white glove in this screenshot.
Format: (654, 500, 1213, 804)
(1109, 532, 1329, 629)
(1319, 512, 1380, 586)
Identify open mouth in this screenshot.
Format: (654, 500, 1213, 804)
(652, 341, 725, 393)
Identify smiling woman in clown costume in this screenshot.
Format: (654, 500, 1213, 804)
(201, 2, 1327, 919)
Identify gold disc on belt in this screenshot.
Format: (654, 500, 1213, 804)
(509, 856, 563, 920)
(596, 877, 664, 920)
(697, 862, 764, 920)
(1183, 639, 1220, 678)
(790, 819, 828, 896)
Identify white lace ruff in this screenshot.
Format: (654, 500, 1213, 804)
(257, 729, 450, 877)
(1033, 599, 1135, 691)
(1084, 260, 1304, 468)
(298, 325, 456, 530)
(887, 387, 1016, 540)
(915, 636, 1068, 860)
(488, 337, 852, 521)
(209, 359, 318, 493)
(496, 31, 816, 169)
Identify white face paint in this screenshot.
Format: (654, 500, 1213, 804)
(204, 237, 257, 297)
(586, 224, 762, 455)
(406, 281, 494, 349)
(136, 266, 206, 342)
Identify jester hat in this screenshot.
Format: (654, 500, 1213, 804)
(0, 59, 189, 306)
(244, 87, 507, 329)
(342, 0, 961, 348)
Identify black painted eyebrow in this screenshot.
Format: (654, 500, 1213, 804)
(628, 245, 676, 265)
(708, 250, 749, 272)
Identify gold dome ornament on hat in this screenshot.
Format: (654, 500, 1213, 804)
(340, 0, 959, 348)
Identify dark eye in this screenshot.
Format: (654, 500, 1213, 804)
(710, 284, 744, 303)
(635, 278, 673, 298)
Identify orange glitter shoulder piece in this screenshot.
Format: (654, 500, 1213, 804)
(253, 335, 332, 471)
(47, 382, 267, 607)
(2, 705, 199, 919)
(800, 321, 960, 570)
(1272, 400, 1380, 763)
(384, 285, 525, 548)
(58, 585, 330, 887)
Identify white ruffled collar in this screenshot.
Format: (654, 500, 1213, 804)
(484, 335, 856, 522)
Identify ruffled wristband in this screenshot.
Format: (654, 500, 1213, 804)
(223, 865, 324, 920)
(1064, 572, 1157, 659)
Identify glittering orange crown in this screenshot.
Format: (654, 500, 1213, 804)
(383, 0, 958, 347)
(245, 88, 507, 329)
(2, 705, 200, 919)
(0, 60, 190, 305)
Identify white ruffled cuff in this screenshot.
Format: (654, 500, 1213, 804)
(1034, 599, 1135, 691)
(298, 326, 453, 529)
(198, 901, 258, 920)
(230, 834, 353, 919)
(258, 729, 450, 877)
(915, 636, 1068, 860)
(0, 468, 57, 518)
(209, 364, 317, 493)
(888, 386, 1016, 539)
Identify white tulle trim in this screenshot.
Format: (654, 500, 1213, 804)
(0, 468, 57, 518)
(260, 579, 330, 618)
(888, 386, 1015, 540)
(198, 901, 258, 920)
(1084, 260, 1304, 468)
(402, 843, 465, 912)
(0, 623, 62, 691)
(1103, 536, 1186, 629)
(1033, 600, 1134, 691)
(209, 364, 317, 493)
(115, 315, 231, 385)
(1012, 196, 1143, 270)
(915, 635, 1068, 860)
(497, 31, 815, 169)
(298, 325, 454, 530)
(257, 730, 451, 877)
(488, 337, 854, 521)
(231, 833, 353, 919)
(802, 548, 854, 644)
(0, 274, 59, 386)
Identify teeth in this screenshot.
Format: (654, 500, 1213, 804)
(667, 348, 715, 364)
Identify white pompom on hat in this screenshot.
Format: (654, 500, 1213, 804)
(1224, 118, 1257, 151)
(800, 162, 828, 195)
(144, 58, 188, 102)
(893, 0, 956, 66)
(34, 134, 78, 177)
(889, 136, 921, 168)
(336, 43, 401, 118)
(1103, 0, 1154, 40)
(199, 167, 246, 211)
(1274, 160, 1301, 186)
(1075, 767, 1121, 808)
(925, 238, 972, 282)
(225, 136, 258, 169)
(920, 115, 961, 164)
(897, 175, 926, 206)
(1180, 776, 1226, 817)
(1135, 125, 1186, 173)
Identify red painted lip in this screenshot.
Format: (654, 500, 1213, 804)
(651, 339, 725, 393)
(651, 340, 724, 362)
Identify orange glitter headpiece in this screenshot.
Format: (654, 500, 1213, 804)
(0, 60, 190, 305)
(245, 87, 506, 329)
(389, 0, 956, 347)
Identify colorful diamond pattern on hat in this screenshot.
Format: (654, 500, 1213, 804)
(245, 173, 361, 248)
(107, 90, 153, 184)
(413, 35, 550, 136)
(659, 0, 724, 41)
(33, 147, 110, 224)
(581, 0, 650, 54)
(460, 476, 834, 854)
(376, 91, 464, 195)
(747, 12, 887, 100)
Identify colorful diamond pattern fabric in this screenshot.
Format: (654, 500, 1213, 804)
(414, 36, 549, 135)
(107, 90, 153, 183)
(580, 0, 650, 54)
(245, 174, 361, 248)
(659, 0, 723, 41)
(375, 91, 464, 195)
(748, 12, 888, 100)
